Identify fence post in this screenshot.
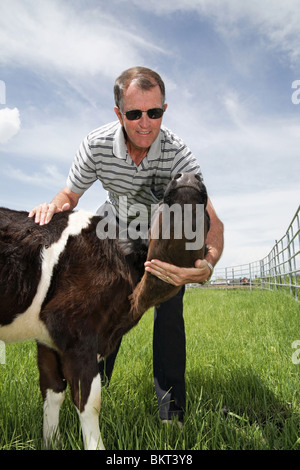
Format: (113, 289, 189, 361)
(289, 224, 297, 299)
(260, 259, 264, 290)
(296, 211, 300, 300)
(286, 231, 293, 296)
(280, 238, 287, 293)
(275, 240, 282, 289)
(269, 252, 273, 290)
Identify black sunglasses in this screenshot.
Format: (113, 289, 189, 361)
(121, 108, 165, 121)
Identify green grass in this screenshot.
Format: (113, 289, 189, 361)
(0, 289, 299, 450)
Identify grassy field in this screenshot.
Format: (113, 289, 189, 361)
(0, 289, 299, 450)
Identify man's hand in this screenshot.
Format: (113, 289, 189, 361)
(28, 186, 81, 225)
(144, 258, 213, 286)
(28, 202, 71, 225)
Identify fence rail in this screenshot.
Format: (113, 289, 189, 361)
(200, 205, 300, 301)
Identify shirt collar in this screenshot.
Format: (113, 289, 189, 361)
(113, 123, 162, 162)
(113, 124, 127, 160)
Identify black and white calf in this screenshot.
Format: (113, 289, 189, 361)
(0, 173, 209, 450)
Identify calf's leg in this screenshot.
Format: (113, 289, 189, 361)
(77, 373, 104, 450)
(62, 345, 105, 450)
(37, 343, 67, 448)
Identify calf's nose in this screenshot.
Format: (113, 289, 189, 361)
(174, 173, 200, 186)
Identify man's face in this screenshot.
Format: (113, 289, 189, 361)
(114, 82, 167, 151)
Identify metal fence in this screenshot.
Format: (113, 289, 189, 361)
(203, 205, 300, 301)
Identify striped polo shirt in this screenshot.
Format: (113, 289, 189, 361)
(67, 121, 203, 222)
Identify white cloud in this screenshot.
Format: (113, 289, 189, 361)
(1, 116, 91, 163)
(127, 0, 300, 70)
(165, 87, 300, 194)
(2, 164, 66, 190)
(0, 0, 167, 80)
(0, 107, 21, 143)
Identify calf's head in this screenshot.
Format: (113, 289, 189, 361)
(147, 173, 210, 266)
(129, 173, 210, 319)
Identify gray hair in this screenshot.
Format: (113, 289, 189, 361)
(114, 67, 166, 110)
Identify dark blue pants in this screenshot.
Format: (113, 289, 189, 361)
(99, 286, 186, 421)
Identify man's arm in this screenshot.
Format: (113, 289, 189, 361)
(144, 198, 224, 285)
(202, 197, 224, 268)
(28, 186, 82, 225)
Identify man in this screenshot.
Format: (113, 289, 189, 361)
(29, 67, 224, 426)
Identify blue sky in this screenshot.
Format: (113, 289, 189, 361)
(0, 0, 299, 268)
